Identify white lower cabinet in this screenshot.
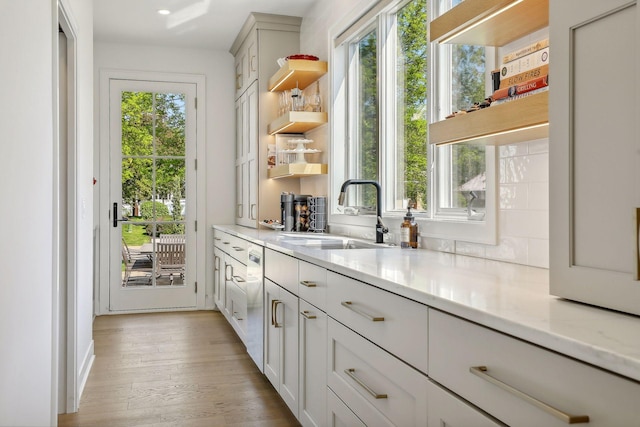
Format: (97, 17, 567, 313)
(327, 388, 366, 427)
(264, 278, 299, 417)
(327, 317, 429, 426)
(213, 246, 225, 311)
(299, 299, 327, 427)
(427, 380, 504, 427)
(429, 309, 640, 427)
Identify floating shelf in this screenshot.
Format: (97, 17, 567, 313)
(268, 60, 328, 92)
(429, 91, 548, 146)
(430, 0, 549, 46)
(268, 111, 328, 135)
(268, 163, 328, 179)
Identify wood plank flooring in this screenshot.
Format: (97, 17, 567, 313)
(58, 311, 299, 427)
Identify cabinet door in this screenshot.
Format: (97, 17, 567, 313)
(234, 93, 246, 224)
(213, 247, 224, 310)
(264, 278, 281, 388)
(246, 80, 258, 223)
(299, 299, 327, 427)
(279, 287, 299, 418)
(549, 0, 640, 315)
(246, 31, 258, 85)
(264, 279, 299, 417)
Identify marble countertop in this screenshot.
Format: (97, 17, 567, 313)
(214, 224, 640, 382)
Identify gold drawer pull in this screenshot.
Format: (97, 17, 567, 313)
(232, 275, 245, 283)
(344, 368, 387, 399)
(300, 280, 317, 287)
(300, 310, 316, 320)
(271, 300, 282, 328)
(341, 301, 384, 322)
(470, 366, 589, 424)
(635, 208, 640, 280)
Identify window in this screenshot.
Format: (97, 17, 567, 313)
(331, 0, 496, 244)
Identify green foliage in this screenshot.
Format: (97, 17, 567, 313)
(398, 0, 428, 209)
(120, 91, 186, 208)
(140, 201, 169, 220)
(121, 219, 151, 246)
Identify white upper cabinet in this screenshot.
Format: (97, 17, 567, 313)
(549, 0, 640, 315)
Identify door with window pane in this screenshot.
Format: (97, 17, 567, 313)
(109, 79, 197, 311)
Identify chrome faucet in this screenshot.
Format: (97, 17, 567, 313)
(338, 179, 388, 243)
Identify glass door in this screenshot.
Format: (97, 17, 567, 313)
(109, 79, 197, 311)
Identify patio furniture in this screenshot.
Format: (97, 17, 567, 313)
(155, 241, 185, 285)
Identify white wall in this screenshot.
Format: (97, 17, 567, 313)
(93, 42, 235, 311)
(0, 0, 93, 424)
(65, 0, 96, 409)
(299, 0, 550, 268)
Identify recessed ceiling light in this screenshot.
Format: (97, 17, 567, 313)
(157, 9, 171, 15)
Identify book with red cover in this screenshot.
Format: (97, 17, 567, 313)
(493, 75, 548, 101)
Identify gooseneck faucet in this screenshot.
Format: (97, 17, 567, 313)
(338, 179, 389, 243)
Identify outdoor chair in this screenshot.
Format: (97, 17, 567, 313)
(155, 241, 185, 285)
(159, 233, 185, 244)
(121, 238, 152, 286)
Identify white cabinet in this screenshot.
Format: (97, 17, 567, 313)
(327, 318, 429, 426)
(230, 13, 302, 228)
(429, 309, 640, 427)
(213, 246, 224, 311)
(326, 271, 428, 374)
(427, 380, 503, 427)
(235, 81, 258, 227)
(327, 389, 366, 427)
(299, 299, 327, 427)
(549, 0, 640, 316)
(298, 260, 328, 427)
(264, 278, 299, 417)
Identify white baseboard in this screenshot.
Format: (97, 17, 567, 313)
(77, 340, 95, 403)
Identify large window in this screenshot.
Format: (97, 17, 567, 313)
(332, 0, 496, 243)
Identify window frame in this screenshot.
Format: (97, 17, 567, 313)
(329, 0, 498, 245)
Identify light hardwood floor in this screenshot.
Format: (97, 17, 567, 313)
(58, 311, 299, 427)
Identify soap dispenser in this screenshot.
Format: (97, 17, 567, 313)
(400, 204, 418, 249)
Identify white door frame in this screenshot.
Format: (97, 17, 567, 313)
(98, 70, 207, 315)
(53, 0, 79, 416)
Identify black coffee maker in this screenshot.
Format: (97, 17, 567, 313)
(281, 193, 311, 232)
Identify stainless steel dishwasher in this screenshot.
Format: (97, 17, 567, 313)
(245, 243, 264, 372)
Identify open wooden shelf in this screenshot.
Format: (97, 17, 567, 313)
(268, 111, 328, 135)
(429, 91, 548, 146)
(268, 163, 328, 179)
(430, 0, 548, 46)
(268, 60, 328, 91)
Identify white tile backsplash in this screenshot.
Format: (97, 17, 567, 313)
(452, 139, 550, 268)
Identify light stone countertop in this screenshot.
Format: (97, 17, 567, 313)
(214, 224, 640, 383)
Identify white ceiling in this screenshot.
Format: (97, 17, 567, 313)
(93, 0, 317, 51)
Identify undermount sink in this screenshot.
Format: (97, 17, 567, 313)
(277, 233, 393, 250)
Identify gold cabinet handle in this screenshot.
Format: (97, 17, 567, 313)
(344, 368, 387, 399)
(633, 208, 640, 280)
(232, 246, 244, 252)
(341, 301, 384, 322)
(250, 55, 257, 72)
(250, 204, 257, 220)
(271, 299, 282, 328)
(214, 255, 220, 272)
(300, 280, 317, 288)
(232, 311, 243, 321)
(469, 366, 589, 424)
(232, 275, 245, 283)
(300, 310, 316, 319)
(237, 203, 243, 218)
(224, 263, 233, 281)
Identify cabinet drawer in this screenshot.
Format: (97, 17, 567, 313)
(327, 271, 428, 374)
(327, 388, 366, 427)
(429, 309, 640, 427)
(214, 231, 248, 262)
(265, 248, 298, 295)
(226, 279, 247, 343)
(427, 380, 504, 427)
(298, 260, 327, 311)
(328, 318, 428, 427)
